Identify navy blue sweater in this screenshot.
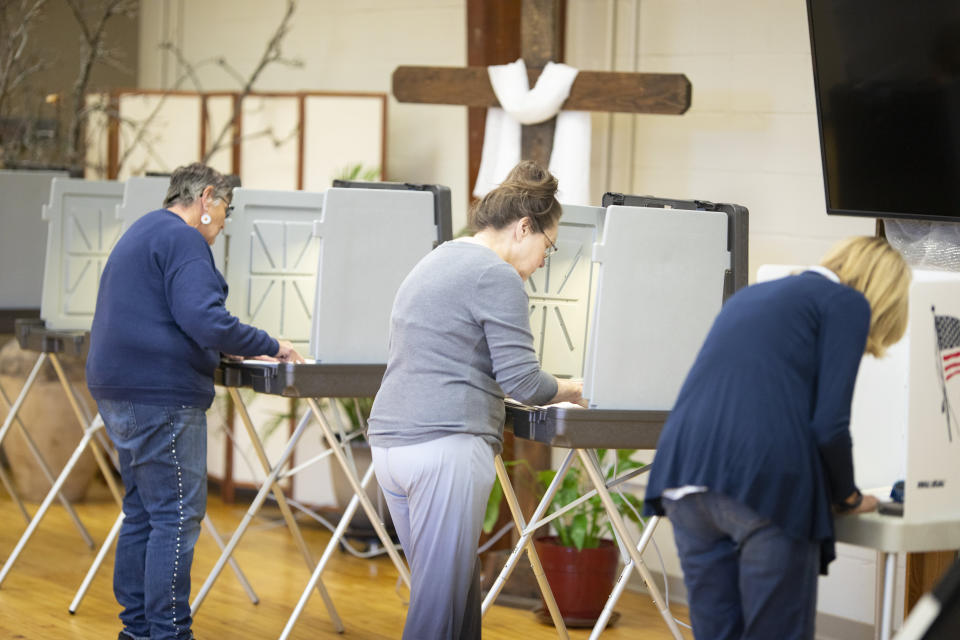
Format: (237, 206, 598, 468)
(644, 271, 871, 574)
(87, 209, 278, 408)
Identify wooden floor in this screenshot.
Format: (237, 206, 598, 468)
(0, 484, 691, 639)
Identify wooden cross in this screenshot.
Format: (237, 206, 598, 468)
(392, 0, 691, 173)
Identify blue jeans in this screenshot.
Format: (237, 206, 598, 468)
(98, 400, 207, 640)
(663, 491, 820, 640)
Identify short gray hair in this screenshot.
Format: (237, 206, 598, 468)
(163, 163, 239, 208)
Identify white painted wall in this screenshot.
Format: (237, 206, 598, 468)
(565, 0, 875, 280)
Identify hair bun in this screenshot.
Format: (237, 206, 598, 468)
(467, 161, 563, 233)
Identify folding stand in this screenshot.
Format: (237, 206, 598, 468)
(68, 511, 259, 614)
(0, 382, 93, 545)
(481, 403, 684, 640)
(833, 513, 960, 640)
(0, 319, 124, 586)
(190, 360, 411, 635)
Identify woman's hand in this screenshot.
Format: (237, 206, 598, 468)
(851, 494, 878, 514)
(549, 378, 587, 407)
(251, 340, 305, 363)
(275, 340, 305, 363)
(834, 489, 878, 515)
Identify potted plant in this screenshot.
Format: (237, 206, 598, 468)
(484, 449, 646, 626)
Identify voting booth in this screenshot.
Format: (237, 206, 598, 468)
(39, 179, 126, 331)
(483, 195, 748, 639)
(194, 183, 450, 635)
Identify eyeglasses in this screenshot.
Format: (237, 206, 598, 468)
(544, 233, 559, 259)
(225, 204, 234, 218)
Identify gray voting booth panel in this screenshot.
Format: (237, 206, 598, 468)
(224, 188, 324, 354)
(583, 205, 730, 410)
(310, 188, 436, 363)
(0, 171, 68, 309)
(528, 204, 604, 379)
(116, 176, 168, 231)
(40, 178, 125, 331)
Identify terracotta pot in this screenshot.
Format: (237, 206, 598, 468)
(534, 535, 619, 622)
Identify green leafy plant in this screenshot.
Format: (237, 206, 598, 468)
(484, 450, 646, 551)
(334, 162, 380, 182)
(337, 396, 374, 435)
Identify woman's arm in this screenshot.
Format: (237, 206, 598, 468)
(473, 263, 560, 405)
(811, 288, 872, 509)
(165, 256, 279, 357)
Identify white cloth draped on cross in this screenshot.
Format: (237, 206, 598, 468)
(473, 58, 592, 205)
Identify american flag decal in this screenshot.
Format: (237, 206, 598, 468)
(933, 309, 960, 442)
(935, 314, 960, 381)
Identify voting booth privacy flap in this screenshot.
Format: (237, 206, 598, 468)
(223, 186, 440, 361)
(527, 204, 604, 380)
(532, 197, 741, 410)
(584, 205, 730, 410)
(38, 177, 177, 332)
(309, 187, 437, 363)
(223, 188, 325, 355)
(40, 179, 126, 331)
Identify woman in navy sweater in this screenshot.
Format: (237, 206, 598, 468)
(87, 163, 302, 640)
(644, 236, 910, 640)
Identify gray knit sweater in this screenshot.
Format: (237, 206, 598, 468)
(367, 241, 558, 453)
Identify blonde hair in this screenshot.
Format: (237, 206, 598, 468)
(467, 161, 562, 233)
(820, 236, 911, 357)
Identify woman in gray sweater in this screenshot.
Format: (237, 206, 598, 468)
(368, 161, 583, 639)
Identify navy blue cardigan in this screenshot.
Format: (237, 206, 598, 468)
(643, 271, 871, 573)
(87, 210, 278, 408)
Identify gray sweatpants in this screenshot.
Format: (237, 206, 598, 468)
(372, 434, 496, 640)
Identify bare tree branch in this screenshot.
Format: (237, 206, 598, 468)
(64, 0, 138, 166)
(0, 0, 49, 120)
(113, 50, 247, 173)
(202, 0, 299, 163)
(158, 42, 205, 93)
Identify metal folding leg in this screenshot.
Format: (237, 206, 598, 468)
(69, 511, 259, 614)
(0, 414, 111, 585)
(0, 351, 128, 586)
(304, 397, 411, 588)
(480, 453, 571, 638)
(191, 391, 343, 632)
(589, 513, 662, 639)
(47, 353, 124, 506)
(0, 379, 95, 546)
(577, 449, 684, 639)
(279, 464, 378, 640)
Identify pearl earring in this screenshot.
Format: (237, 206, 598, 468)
(200, 213, 211, 225)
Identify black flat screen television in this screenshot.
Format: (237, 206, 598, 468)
(807, 1, 960, 222)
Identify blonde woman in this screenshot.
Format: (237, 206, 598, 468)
(644, 236, 910, 640)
